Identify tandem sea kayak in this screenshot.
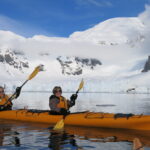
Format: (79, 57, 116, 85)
(0, 109, 150, 131)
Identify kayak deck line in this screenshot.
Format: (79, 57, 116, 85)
(3, 109, 142, 119)
(0, 109, 150, 131)
(84, 112, 143, 119)
(0, 109, 146, 119)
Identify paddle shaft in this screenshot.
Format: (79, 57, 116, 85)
(3, 80, 29, 106)
(53, 90, 79, 130)
(20, 80, 28, 88)
(61, 90, 80, 118)
(53, 79, 84, 130)
(1, 65, 42, 108)
(76, 90, 79, 95)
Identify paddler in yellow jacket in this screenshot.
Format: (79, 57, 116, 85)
(0, 86, 21, 111)
(49, 86, 77, 115)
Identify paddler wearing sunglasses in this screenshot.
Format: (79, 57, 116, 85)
(49, 86, 77, 115)
(0, 86, 21, 111)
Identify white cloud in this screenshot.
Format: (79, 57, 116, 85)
(138, 5, 150, 54)
(1, 4, 150, 93)
(0, 15, 19, 30)
(0, 15, 55, 37)
(75, 0, 112, 7)
(0, 5, 149, 64)
(138, 5, 150, 27)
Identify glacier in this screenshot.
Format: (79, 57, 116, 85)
(0, 6, 150, 94)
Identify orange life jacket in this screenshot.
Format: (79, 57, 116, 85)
(57, 96, 68, 110)
(0, 95, 12, 106)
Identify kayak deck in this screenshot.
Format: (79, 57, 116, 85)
(0, 109, 150, 131)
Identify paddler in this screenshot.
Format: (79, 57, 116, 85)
(49, 86, 77, 115)
(0, 86, 21, 110)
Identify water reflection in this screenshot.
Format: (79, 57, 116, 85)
(0, 122, 20, 147)
(0, 120, 150, 150)
(65, 126, 150, 147)
(48, 131, 80, 150)
(13, 136, 20, 147)
(0, 126, 7, 146)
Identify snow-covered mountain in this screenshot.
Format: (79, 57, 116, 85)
(0, 6, 150, 93)
(70, 17, 146, 46)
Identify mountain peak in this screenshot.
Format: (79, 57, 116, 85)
(70, 17, 146, 45)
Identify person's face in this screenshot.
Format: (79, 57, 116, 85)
(0, 88, 5, 98)
(55, 90, 62, 97)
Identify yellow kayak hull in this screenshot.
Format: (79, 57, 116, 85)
(0, 110, 150, 131)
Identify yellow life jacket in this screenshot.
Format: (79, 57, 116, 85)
(57, 96, 68, 110)
(0, 95, 12, 106)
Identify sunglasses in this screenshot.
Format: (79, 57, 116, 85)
(0, 91, 4, 93)
(55, 90, 62, 93)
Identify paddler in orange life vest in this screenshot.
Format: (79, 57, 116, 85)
(49, 86, 78, 115)
(0, 86, 21, 111)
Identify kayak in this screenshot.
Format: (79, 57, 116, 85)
(0, 109, 150, 131)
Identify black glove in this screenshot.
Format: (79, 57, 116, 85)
(0, 105, 4, 110)
(15, 87, 21, 98)
(70, 94, 78, 101)
(60, 108, 69, 115)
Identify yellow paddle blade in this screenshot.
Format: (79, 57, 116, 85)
(53, 119, 64, 130)
(133, 138, 144, 150)
(78, 79, 84, 91)
(28, 65, 44, 80)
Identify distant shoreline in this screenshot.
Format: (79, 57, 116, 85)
(5, 91, 150, 94)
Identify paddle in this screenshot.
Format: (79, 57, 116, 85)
(133, 138, 144, 150)
(53, 79, 84, 130)
(3, 65, 44, 106)
(76, 79, 84, 95)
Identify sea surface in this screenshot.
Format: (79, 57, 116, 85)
(0, 92, 150, 150)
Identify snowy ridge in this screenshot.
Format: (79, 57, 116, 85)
(70, 17, 146, 45)
(0, 6, 150, 93)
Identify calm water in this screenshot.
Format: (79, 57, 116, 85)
(0, 92, 150, 150)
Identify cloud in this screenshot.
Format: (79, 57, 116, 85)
(138, 5, 150, 54)
(138, 5, 150, 27)
(0, 15, 19, 30)
(0, 14, 55, 37)
(0, 4, 149, 63)
(75, 0, 113, 7)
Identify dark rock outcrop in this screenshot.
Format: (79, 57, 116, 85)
(75, 57, 102, 69)
(0, 54, 4, 62)
(57, 56, 101, 75)
(0, 50, 29, 71)
(5, 54, 14, 64)
(142, 56, 150, 72)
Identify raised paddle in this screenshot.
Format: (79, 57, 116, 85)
(53, 79, 84, 130)
(76, 79, 84, 94)
(133, 138, 144, 150)
(3, 65, 44, 106)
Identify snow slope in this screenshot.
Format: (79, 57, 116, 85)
(0, 6, 150, 93)
(70, 17, 145, 45)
